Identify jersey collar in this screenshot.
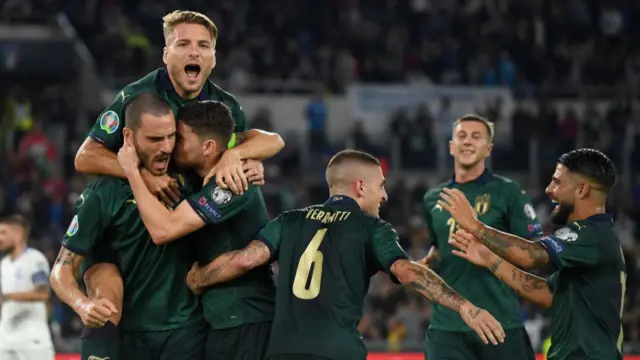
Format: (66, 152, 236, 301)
(586, 213, 614, 225)
(325, 195, 360, 210)
(159, 67, 210, 101)
(448, 169, 494, 186)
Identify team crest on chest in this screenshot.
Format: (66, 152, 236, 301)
(211, 186, 232, 205)
(474, 194, 491, 216)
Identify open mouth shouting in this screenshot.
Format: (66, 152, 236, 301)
(184, 63, 202, 83)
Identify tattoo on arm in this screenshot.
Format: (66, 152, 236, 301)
(54, 248, 78, 267)
(395, 261, 467, 312)
(50, 247, 88, 310)
(195, 240, 270, 288)
(488, 256, 553, 307)
(474, 226, 549, 268)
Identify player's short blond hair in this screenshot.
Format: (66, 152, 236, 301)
(162, 10, 218, 44)
(452, 114, 495, 141)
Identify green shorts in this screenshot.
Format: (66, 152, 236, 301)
(204, 321, 271, 360)
(425, 328, 535, 360)
(120, 323, 207, 360)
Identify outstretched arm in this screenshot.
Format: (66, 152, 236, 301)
(187, 240, 271, 292)
(232, 129, 285, 161)
(75, 138, 126, 178)
(390, 259, 505, 345)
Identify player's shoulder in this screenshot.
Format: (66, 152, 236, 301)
(488, 173, 524, 192)
(24, 248, 48, 264)
(84, 176, 130, 201)
(424, 182, 449, 201)
(209, 81, 241, 107)
(550, 219, 609, 245)
(124, 68, 162, 91)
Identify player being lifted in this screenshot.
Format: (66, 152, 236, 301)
(0, 215, 54, 360)
(422, 115, 540, 360)
(183, 149, 506, 360)
(117, 100, 275, 360)
(441, 149, 624, 360)
(49, 94, 277, 360)
(62, 9, 283, 360)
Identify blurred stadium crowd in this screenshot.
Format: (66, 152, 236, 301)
(1, 0, 640, 355)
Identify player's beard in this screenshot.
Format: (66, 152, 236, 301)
(550, 202, 574, 225)
(133, 138, 170, 176)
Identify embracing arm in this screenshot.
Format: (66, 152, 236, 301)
(126, 168, 205, 244)
(75, 138, 126, 178)
(49, 247, 89, 311)
(188, 240, 271, 291)
(232, 129, 285, 160)
(487, 256, 553, 308)
(470, 223, 549, 269)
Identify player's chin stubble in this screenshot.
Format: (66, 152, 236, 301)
(550, 203, 574, 225)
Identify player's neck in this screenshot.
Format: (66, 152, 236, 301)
(568, 203, 607, 223)
(168, 73, 201, 100)
(10, 243, 26, 260)
(453, 163, 485, 184)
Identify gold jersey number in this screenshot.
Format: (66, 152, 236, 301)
(293, 228, 328, 300)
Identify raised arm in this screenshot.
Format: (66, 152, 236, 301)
(449, 230, 553, 309)
(390, 259, 505, 345)
(438, 188, 549, 269)
(233, 129, 285, 161)
(186, 240, 271, 293)
(49, 247, 118, 327)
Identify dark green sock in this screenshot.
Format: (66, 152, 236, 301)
(81, 321, 119, 360)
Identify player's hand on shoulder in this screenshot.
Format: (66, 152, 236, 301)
(140, 168, 181, 207)
(206, 149, 248, 195)
(76, 298, 119, 328)
(449, 230, 496, 268)
(243, 159, 265, 186)
(458, 301, 505, 346)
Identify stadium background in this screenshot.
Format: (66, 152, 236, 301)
(1, 0, 640, 358)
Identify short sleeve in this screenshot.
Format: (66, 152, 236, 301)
(370, 220, 409, 276)
(423, 192, 439, 248)
(539, 226, 599, 270)
(255, 215, 284, 261)
(29, 252, 50, 287)
(546, 272, 558, 292)
(186, 181, 256, 224)
(62, 187, 112, 256)
(87, 90, 128, 151)
(506, 185, 543, 239)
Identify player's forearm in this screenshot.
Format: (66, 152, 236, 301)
(488, 257, 553, 308)
(393, 260, 468, 313)
(2, 288, 49, 302)
(126, 168, 178, 244)
(470, 222, 549, 269)
(75, 138, 126, 178)
(232, 129, 285, 160)
(192, 240, 271, 289)
(50, 267, 90, 312)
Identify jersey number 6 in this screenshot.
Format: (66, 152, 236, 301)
(293, 228, 328, 300)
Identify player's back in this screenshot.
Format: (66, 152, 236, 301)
(0, 248, 53, 349)
(267, 196, 400, 360)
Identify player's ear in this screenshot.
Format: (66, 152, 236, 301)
(202, 139, 216, 156)
(122, 127, 134, 145)
(575, 182, 590, 200)
(354, 179, 365, 198)
(162, 47, 169, 65)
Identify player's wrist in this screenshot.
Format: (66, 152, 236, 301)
(72, 297, 91, 313)
(457, 299, 474, 314)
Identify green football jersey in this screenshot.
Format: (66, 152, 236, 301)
(257, 195, 409, 360)
(62, 175, 203, 332)
(88, 68, 247, 151)
(540, 214, 624, 360)
(423, 170, 543, 331)
(186, 177, 275, 330)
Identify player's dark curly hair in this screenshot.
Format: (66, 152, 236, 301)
(178, 100, 234, 146)
(558, 148, 617, 193)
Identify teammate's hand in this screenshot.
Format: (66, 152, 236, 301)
(186, 262, 203, 295)
(450, 230, 496, 268)
(437, 188, 480, 232)
(117, 135, 140, 176)
(417, 246, 439, 268)
(140, 168, 181, 207)
(205, 149, 247, 195)
(458, 301, 505, 346)
(76, 298, 119, 328)
(243, 159, 265, 186)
